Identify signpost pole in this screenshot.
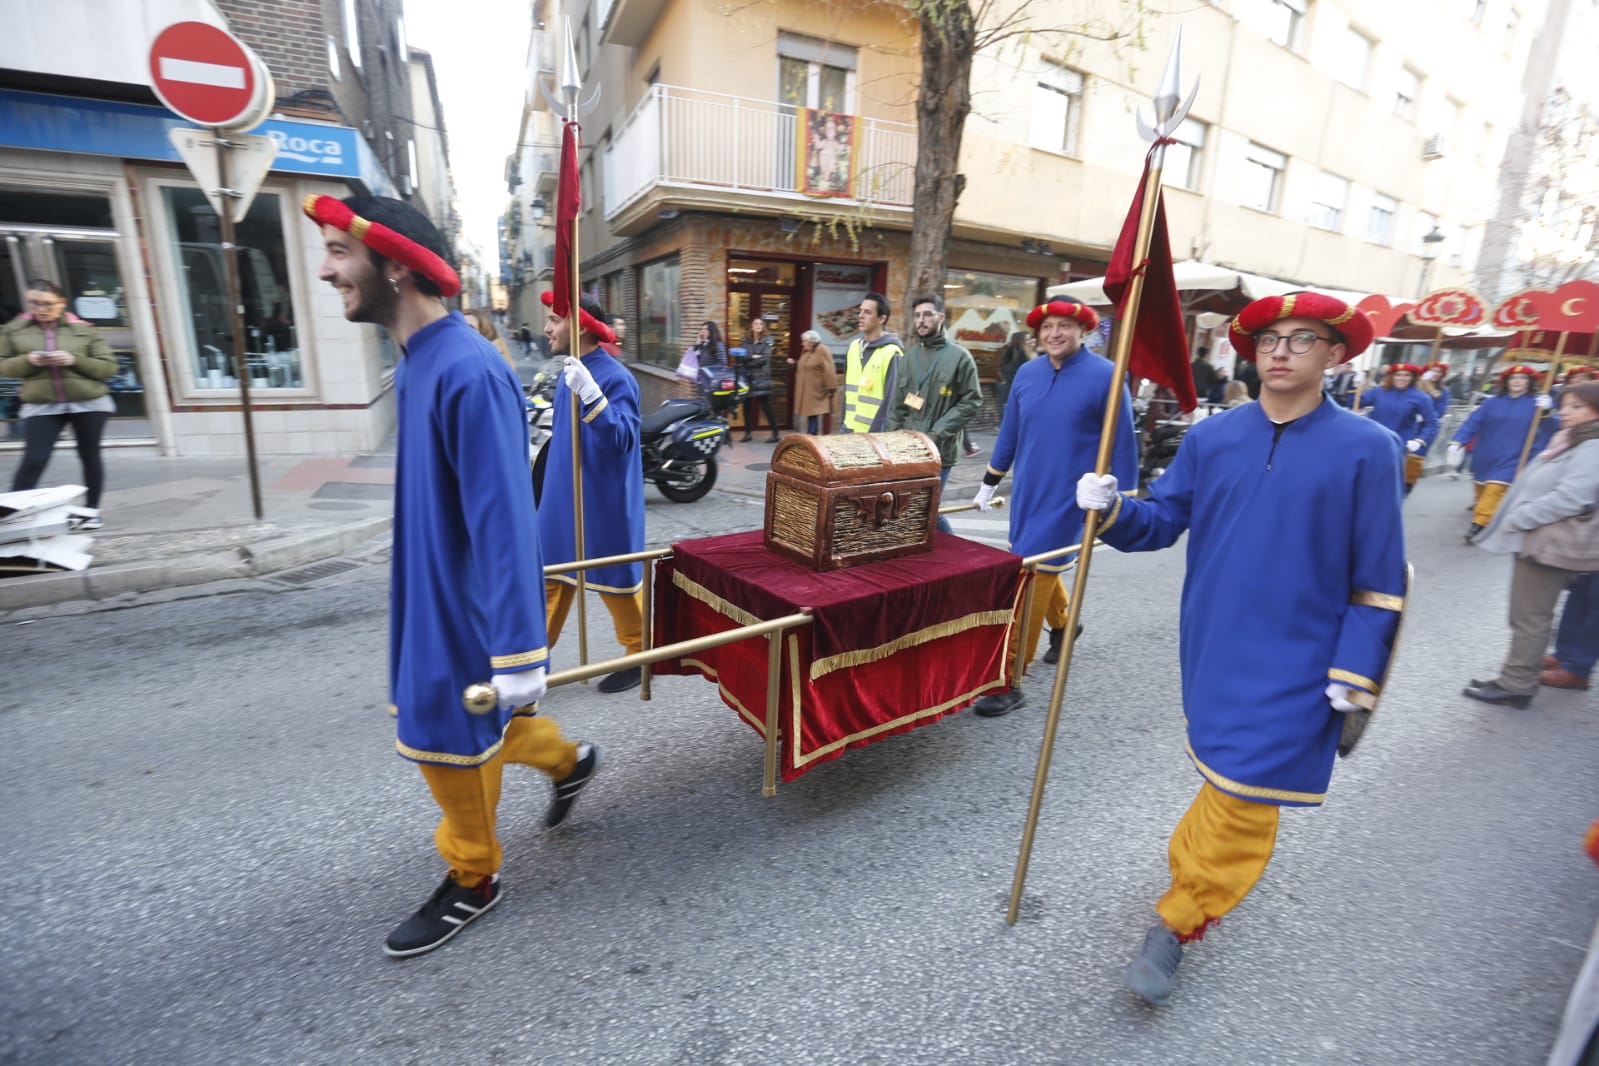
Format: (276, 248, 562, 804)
(214, 131, 264, 520)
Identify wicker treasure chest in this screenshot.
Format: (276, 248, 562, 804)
(763, 431, 943, 571)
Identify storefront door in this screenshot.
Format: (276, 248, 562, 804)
(1, 222, 151, 441)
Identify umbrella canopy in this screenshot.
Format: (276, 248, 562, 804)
(1049, 259, 1301, 312)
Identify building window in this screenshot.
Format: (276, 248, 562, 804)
(1307, 171, 1349, 232)
(1239, 143, 1286, 213)
(1030, 60, 1085, 157)
(395, 16, 408, 63)
(342, 0, 362, 70)
(1367, 193, 1398, 245)
(1165, 117, 1207, 191)
(777, 32, 856, 112)
(943, 269, 1044, 380)
(1335, 28, 1373, 91)
(161, 186, 303, 392)
(1394, 66, 1420, 119)
(1262, 0, 1307, 49)
(637, 255, 681, 367)
(407, 138, 418, 197)
(327, 34, 341, 80)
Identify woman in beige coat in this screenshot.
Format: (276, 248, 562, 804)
(788, 329, 838, 434)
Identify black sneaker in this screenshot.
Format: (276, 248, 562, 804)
(68, 509, 102, 532)
(973, 687, 1026, 717)
(546, 743, 599, 828)
(1041, 623, 1083, 666)
(597, 666, 641, 694)
(1125, 924, 1183, 1005)
(383, 873, 501, 958)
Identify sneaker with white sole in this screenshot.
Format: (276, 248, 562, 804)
(68, 509, 102, 532)
(383, 873, 501, 958)
(545, 743, 598, 828)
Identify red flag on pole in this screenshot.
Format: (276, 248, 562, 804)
(1103, 153, 1198, 411)
(551, 120, 581, 316)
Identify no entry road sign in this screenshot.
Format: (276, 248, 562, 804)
(148, 21, 271, 130)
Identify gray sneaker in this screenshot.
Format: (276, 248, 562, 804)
(1125, 924, 1183, 1005)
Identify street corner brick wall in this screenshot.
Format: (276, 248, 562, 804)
(216, 0, 330, 106)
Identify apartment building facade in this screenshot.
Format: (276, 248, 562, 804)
(509, 0, 1558, 424)
(0, 0, 442, 458)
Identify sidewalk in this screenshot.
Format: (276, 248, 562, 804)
(0, 426, 999, 612)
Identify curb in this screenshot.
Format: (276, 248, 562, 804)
(0, 515, 392, 612)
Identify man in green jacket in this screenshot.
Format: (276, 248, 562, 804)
(888, 293, 983, 534)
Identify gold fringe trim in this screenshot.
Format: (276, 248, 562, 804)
(679, 656, 767, 735)
(808, 609, 1015, 681)
(793, 675, 1011, 767)
(396, 734, 504, 767)
(671, 570, 763, 627)
(490, 647, 548, 669)
(1350, 590, 1404, 611)
(1328, 668, 1379, 694)
(582, 395, 609, 423)
(1185, 740, 1326, 805)
(1098, 492, 1126, 534)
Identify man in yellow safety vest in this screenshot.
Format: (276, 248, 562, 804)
(841, 291, 905, 434)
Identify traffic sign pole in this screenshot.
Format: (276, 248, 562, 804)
(215, 132, 264, 520)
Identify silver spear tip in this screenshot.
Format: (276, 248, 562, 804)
(1153, 25, 1184, 127)
(560, 15, 581, 98)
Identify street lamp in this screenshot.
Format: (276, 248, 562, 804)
(1416, 226, 1445, 297)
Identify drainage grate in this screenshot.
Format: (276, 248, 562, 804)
(267, 558, 364, 586)
(313, 481, 392, 500)
(348, 454, 397, 469)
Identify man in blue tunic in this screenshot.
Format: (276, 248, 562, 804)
(1076, 291, 1407, 1005)
(968, 298, 1138, 717)
(306, 194, 598, 958)
(539, 291, 647, 694)
(1448, 364, 1555, 541)
(1355, 362, 1439, 495)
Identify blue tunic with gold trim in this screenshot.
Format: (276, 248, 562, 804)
(1451, 394, 1555, 483)
(539, 346, 644, 594)
(1360, 385, 1439, 447)
(987, 349, 1138, 570)
(1098, 399, 1406, 806)
(391, 313, 549, 765)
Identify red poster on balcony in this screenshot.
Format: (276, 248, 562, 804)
(798, 108, 857, 197)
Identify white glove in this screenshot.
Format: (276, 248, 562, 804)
(563, 357, 604, 405)
(1076, 472, 1119, 511)
(1325, 682, 1361, 714)
(490, 667, 547, 710)
(1405, 438, 1424, 453)
(973, 483, 997, 512)
(1534, 393, 1553, 409)
(1447, 442, 1465, 464)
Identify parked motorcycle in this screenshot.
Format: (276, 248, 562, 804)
(532, 359, 736, 504)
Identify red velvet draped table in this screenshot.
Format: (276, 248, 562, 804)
(652, 530, 1027, 788)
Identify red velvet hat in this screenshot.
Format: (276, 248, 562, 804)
(1560, 366, 1598, 386)
(302, 194, 461, 298)
(539, 291, 616, 346)
(1424, 361, 1450, 375)
(1025, 299, 1099, 332)
(1385, 363, 1424, 377)
(1228, 291, 1372, 364)
(1498, 364, 1539, 387)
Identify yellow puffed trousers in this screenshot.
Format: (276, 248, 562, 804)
(1472, 481, 1509, 527)
(1155, 782, 1281, 939)
(545, 580, 644, 655)
(416, 715, 579, 887)
(1005, 571, 1068, 675)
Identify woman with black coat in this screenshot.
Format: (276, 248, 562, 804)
(737, 316, 780, 443)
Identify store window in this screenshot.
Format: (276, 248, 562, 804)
(636, 254, 681, 367)
(942, 269, 1041, 381)
(162, 187, 304, 391)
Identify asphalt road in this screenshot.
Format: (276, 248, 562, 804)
(2, 475, 1596, 1065)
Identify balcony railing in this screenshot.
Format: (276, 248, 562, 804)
(604, 84, 917, 222)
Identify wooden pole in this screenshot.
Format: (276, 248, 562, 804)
(1005, 156, 1165, 926)
(1511, 331, 1569, 479)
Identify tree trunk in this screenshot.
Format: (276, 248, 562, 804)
(903, 2, 975, 320)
